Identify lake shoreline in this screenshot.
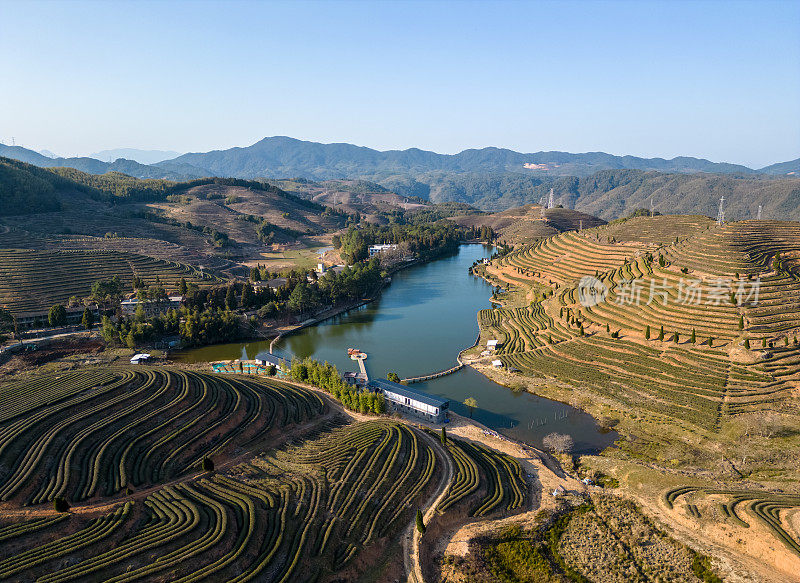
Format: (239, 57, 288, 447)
(263, 240, 493, 355)
(174, 244, 615, 453)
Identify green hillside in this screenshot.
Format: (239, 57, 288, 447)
(0, 158, 73, 216)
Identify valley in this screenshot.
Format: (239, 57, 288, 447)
(0, 143, 798, 583)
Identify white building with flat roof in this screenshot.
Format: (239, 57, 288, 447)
(368, 244, 398, 257)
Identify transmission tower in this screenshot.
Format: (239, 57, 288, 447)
(716, 196, 725, 226)
(757, 205, 762, 220)
(650, 197, 654, 217)
(547, 188, 555, 210)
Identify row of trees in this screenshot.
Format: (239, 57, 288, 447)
(288, 358, 387, 415)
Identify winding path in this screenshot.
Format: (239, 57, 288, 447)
(403, 430, 454, 583)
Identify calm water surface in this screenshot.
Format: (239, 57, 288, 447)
(174, 245, 616, 453)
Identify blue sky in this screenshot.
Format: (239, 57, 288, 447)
(1, 0, 798, 167)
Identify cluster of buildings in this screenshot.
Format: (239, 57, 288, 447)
(212, 347, 452, 424)
(481, 339, 505, 368)
(13, 305, 101, 331)
(120, 295, 184, 317)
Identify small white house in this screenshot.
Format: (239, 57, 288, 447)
(130, 353, 151, 365)
(492, 359, 504, 368)
(486, 339, 499, 350)
(552, 485, 566, 497)
(368, 244, 398, 257)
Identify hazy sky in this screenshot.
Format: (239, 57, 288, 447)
(1, 0, 798, 167)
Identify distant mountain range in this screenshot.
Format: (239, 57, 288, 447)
(89, 148, 182, 165)
(165, 136, 774, 179)
(0, 144, 206, 181)
(1, 137, 798, 220)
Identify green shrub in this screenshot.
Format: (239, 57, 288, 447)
(691, 554, 722, 583)
(416, 509, 426, 534)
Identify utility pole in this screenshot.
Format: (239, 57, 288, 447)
(716, 196, 725, 226)
(757, 205, 762, 220)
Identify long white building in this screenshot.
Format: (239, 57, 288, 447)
(369, 378, 450, 423)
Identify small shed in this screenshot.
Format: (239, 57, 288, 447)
(255, 353, 289, 373)
(486, 339, 499, 350)
(491, 359, 504, 368)
(130, 353, 151, 365)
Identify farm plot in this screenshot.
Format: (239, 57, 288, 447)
(662, 485, 800, 559)
(0, 420, 440, 582)
(478, 304, 570, 353)
(0, 367, 325, 505)
(0, 249, 219, 314)
(498, 231, 643, 286)
(437, 436, 527, 517)
(501, 336, 789, 430)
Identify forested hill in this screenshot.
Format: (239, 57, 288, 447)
(163, 136, 761, 179)
(563, 170, 800, 221)
(368, 169, 800, 221)
(0, 157, 70, 216)
(759, 157, 800, 176)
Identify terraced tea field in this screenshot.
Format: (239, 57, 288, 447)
(0, 366, 535, 581)
(437, 436, 527, 517)
(473, 217, 800, 578)
(478, 220, 800, 431)
(0, 249, 219, 314)
(663, 485, 800, 560)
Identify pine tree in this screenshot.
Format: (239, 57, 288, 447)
(202, 457, 214, 472)
(763, 338, 768, 348)
(691, 329, 696, 343)
(738, 315, 744, 330)
(225, 286, 237, 311)
(416, 509, 426, 534)
(241, 283, 254, 308)
(658, 326, 664, 341)
(673, 332, 679, 343)
(178, 277, 188, 295)
(707, 337, 713, 347)
(441, 427, 447, 446)
(744, 338, 750, 349)
(645, 325, 650, 340)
